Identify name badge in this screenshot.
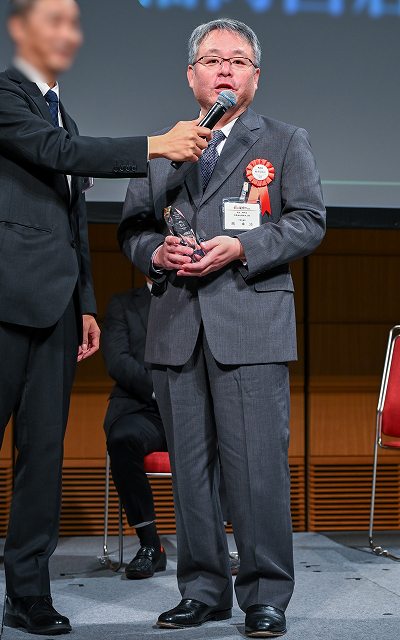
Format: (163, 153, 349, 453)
(222, 198, 262, 231)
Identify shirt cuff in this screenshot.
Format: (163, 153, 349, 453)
(151, 244, 164, 274)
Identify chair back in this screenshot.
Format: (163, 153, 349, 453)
(381, 332, 400, 438)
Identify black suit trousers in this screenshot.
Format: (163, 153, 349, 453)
(0, 295, 79, 597)
(107, 409, 167, 527)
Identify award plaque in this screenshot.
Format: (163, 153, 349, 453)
(164, 206, 206, 261)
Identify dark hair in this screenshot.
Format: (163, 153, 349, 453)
(8, 0, 37, 16)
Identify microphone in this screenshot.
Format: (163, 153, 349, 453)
(171, 90, 237, 170)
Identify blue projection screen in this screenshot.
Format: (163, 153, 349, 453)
(0, 0, 399, 207)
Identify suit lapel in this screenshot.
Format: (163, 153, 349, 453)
(21, 87, 55, 128)
(184, 163, 203, 211)
(155, 159, 199, 226)
(6, 67, 54, 127)
(60, 104, 80, 206)
(200, 108, 261, 207)
(6, 68, 71, 205)
(164, 160, 202, 213)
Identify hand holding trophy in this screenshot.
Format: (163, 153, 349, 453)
(164, 206, 206, 262)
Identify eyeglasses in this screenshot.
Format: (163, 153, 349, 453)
(194, 56, 257, 70)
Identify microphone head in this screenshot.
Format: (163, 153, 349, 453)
(216, 90, 237, 110)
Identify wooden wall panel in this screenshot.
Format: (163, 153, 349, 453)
(0, 423, 13, 536)
(310, 325, 390, 377)
(64, 389, 109, 461)
(309, 255, 400, 324)
(315, 229, 400, 256)
(309, 462, 400, 531)
(88, 224, 134, 322)
(307, 229, 400, 531)
(4, 225, 400, 536)
(60, 463, 305, 536)
(4, 226, 397, 536)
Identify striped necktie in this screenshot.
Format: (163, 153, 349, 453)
(45, 89, 59, 127)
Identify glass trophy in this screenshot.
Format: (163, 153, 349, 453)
(164, 206, 206, 261)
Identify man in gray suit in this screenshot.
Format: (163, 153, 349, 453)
(119, 18, 326, 638)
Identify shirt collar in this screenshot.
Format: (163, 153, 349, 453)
(219, 118, 238, 139)
(198, 111, 238, 140)
(14, 57, 60, 99)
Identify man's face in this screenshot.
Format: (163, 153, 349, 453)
(8, 0, 82, 76)
(187, 29, 260, 117)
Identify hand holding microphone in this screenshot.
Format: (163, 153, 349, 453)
(171, 90, 237, 169)
(148, 119, 211, 163)
(148, 90, 237, 165)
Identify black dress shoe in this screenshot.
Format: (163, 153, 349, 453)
(125, 545, 167, 579)
(5, 596, 71, 636)
(245, 605, 286, 637)
(157, 598, 232, 628)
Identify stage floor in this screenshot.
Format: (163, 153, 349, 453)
(1, 532, 400, 639)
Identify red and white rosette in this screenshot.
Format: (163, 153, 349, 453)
(245, 159, 275, 215)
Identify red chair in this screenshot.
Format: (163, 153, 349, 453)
(99, 452, 171, 571)
(369, 326, 400, 560)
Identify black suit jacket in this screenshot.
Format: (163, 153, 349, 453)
(102, 286, 158, 437)
(0, 67, 148, 328)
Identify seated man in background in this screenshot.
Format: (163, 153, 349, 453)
(102, 279, 240, 580)
(102, 279, 168, 579)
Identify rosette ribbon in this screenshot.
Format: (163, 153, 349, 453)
(245, 159, 275, 215)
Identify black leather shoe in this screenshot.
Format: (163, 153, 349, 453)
(125, 545, 167, 579)
(5, 596, 71, 635)
(157, 598, 232, 628)
(245, 605, 286, 637)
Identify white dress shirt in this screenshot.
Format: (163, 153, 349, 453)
(215, 117, 238, 155)
(14, 57, 72, 192)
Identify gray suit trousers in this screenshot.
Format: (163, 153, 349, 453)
(152, 328, 294, 612)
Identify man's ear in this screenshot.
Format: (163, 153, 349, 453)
(253, 68, 261, 91)
(7, 15, 23, 45)
(187, 65, 194, 89)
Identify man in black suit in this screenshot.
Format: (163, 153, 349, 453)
(102, 281, 168, 581)
(0, 0, 209, 635)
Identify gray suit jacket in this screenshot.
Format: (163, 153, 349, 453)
(119, 109, 326, 366)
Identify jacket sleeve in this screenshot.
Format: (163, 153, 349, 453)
(76, 195, 97, 316)
(101, 295, 154, 402)
(0, 85, 148, 178)
(238, 127, 326, 279)
(118, 169, 167, 282)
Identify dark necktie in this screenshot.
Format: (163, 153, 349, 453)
(45, 89, 60, 127)
(200, 129, 226, 190)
